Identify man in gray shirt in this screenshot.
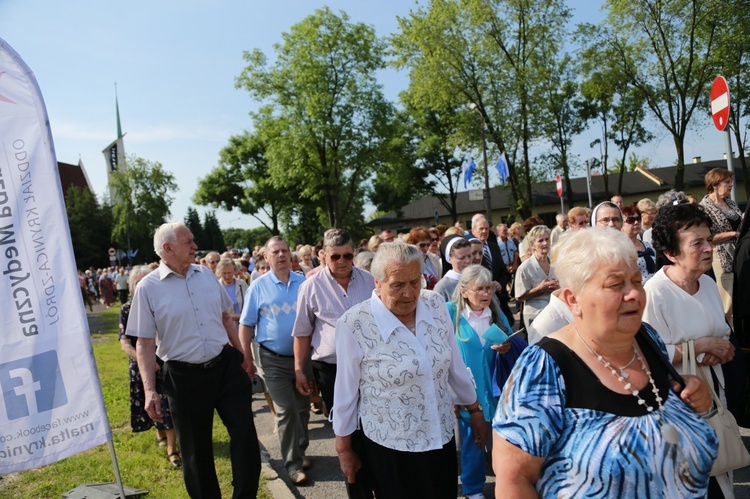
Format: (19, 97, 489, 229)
(127, 222, 260, 498)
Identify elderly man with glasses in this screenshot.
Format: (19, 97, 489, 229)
(293, 228, 376, 496)
(293, 229, 375, 417)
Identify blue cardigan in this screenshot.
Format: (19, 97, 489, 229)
(447, 302, 512, 422)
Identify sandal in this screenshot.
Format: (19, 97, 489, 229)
(168, 451, 182, 468)
(156, 437, 168, 447)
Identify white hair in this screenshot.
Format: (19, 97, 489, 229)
(551, 228, 636, 293)
(153, 222, 183, 258)
(370, 241, 423, 282)
(525, 225, 550, 245)
(128, 265, 152, 292)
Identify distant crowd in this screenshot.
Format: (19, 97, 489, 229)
(81, 166, 750, 499)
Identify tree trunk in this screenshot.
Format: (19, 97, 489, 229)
(674, 136, 685, 192)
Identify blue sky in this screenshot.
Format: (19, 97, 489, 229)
(1, 1, 725, 233)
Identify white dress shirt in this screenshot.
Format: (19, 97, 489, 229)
(333, 290, 477, 452)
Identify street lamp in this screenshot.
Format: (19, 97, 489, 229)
(469, 102, 492, 225)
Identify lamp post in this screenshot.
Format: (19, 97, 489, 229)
(469, 102, 492, 225)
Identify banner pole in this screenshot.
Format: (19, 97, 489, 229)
(107, 439, 127, 498)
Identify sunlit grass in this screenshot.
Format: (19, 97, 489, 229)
(0, 305, 270, 498)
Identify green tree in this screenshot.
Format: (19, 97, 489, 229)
(712, 1, 750, 197)
(194, 129, 293, 235)
(369, 109, 426, 217)
(397, 98, 465, 223)
(108, 155, 178, 263)
(540, 59, 586, 210)
(64, 186, 112, 269)
(223, 227, 272, 252)
(236, 7, 395, 229)
(603, 0, 720, 190)
(203, 210, 225, 251)
(391, 0, 571, 218)
(577, 25, 653, 196)
(184, 207, 208, 249)
(281, 204, 325, 248)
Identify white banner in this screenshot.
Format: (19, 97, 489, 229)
(0, 38, 110, 474)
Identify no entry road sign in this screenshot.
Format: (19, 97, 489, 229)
(711, 76, 730, 131)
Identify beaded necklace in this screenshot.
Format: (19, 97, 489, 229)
(575, 327, 664, 420)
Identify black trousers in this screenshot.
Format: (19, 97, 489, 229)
(164, 346, 260, 499)
(359, 433, 457, 499)
(312, 360, 337, 416)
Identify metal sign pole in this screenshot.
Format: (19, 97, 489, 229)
(724, 129, 737, 202)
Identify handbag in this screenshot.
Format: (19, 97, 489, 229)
(682, 339, 750, 476)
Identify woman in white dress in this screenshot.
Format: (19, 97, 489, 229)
(643, 202, 736, 498)
(514, 225, 559, 331)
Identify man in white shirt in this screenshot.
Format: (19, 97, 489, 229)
(127, 222, 260, 498)
(549, 214, 568, 246)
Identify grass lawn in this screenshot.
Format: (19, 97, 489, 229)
(0, 305, 271, 498)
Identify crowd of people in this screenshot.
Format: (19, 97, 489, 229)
(91, 166, 750, 498)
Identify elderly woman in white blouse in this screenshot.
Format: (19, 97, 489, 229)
(333, 241, 484, 498)
(643, 203, 736, 498)
(514, 225, 559, 330)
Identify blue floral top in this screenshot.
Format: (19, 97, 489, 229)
(492, 325, 717, 498)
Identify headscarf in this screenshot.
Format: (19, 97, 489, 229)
(590, 201, 624, 227)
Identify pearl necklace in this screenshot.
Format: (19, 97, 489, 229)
(575, 327, 664, 420)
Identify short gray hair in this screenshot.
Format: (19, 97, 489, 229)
(264, 235, 288, 252)
(370, 241, 423, 281)
(552, 228, 636, 293)
(323, 228, 354, 250)
(216, 257, 236, 276)
(656, 189, 689, 209)
(526, 225, 550, 245)
(128, 265, 152, 292)
(353, 251, 375, 271)
(153, 222, 183, 258)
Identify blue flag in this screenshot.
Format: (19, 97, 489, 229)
(495, 153, 509, 186)
(464, 158, 476, 189)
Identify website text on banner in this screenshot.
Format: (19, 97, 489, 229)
(0, 38, 110, 474)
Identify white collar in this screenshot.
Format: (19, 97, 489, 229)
(370, 289, 437, 341)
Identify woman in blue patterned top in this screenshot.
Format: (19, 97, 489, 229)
(492, 228, 717, 498)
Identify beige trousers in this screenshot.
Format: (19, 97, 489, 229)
(712, 250, 734, 329)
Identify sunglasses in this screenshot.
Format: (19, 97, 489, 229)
(430, 238, 438, 242)
(328, 253, 354, 262)
(625, 215, 641, 224)
(417, 242, 430, 248)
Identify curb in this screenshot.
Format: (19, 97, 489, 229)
(260, 444, 296, 499)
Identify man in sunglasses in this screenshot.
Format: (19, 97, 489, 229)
(293, 228, 377, 496)
(293, 229, 375, 419)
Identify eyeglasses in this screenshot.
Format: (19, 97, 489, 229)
(624, 215, 641, 224)
(597, 217, 622, 225)
(328, 253, 354, 262)
(417, 242, 430, 248)
(469, 286, 494, 295)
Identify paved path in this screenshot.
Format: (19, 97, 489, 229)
(83, 305, 750, 498)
